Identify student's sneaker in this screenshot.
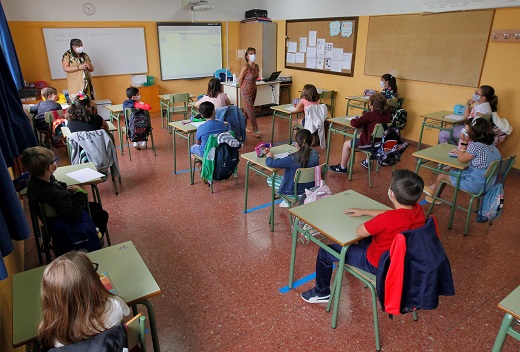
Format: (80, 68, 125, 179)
(279, 200, 290, 208)
(328, 164, 348, 174)
(301, 287, 330, 304)
(361, 159, 371, 169)
(425, 195, 442, 205)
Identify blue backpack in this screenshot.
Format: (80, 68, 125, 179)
(476, 183, 504, 223)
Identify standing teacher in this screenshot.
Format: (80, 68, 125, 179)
(238, 47, 261, 138)
(62, 39, 95, 101)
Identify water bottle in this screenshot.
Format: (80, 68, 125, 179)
(232, 73, 236, 83)
(63, 90, 70, 103)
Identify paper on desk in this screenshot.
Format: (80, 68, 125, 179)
(274, 152, 290, 159)
(191, 121, 206, 128)
(66, 168, 105, 183)
(285, 106, 297, 112)
(444, 114, 464, 122)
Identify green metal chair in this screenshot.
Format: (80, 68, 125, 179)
(319, 90, 337, 118)
(428, 155, 516, 235)
(356, 123, 386, 188)
(123, 108, 157, 161)
(126, 313, 147, 352)
(161, 93, 190, 132)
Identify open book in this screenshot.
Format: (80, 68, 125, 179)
(99, 271, 117, 295)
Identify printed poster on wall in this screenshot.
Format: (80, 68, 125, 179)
(299, 37, 307, 52)
(329, 21, 341, 36)
(341, 21, 353, 37)
(308, 30, 317, 46)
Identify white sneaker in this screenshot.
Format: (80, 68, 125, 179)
(279, 200, 289, 208)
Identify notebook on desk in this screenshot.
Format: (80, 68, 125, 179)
(262, 71, 281, 82)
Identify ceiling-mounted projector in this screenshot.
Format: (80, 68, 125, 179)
(182, 0, 213, 11)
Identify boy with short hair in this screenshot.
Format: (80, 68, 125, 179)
(301, 169, 426, 303)
(29, 87, 62, 133)
(123, 86, 149, 150)
(190, 101, 229, 157)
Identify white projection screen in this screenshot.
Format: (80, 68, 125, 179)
(157, 22, 222, 80)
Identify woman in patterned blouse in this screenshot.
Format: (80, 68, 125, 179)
(62, 39, 95, 101)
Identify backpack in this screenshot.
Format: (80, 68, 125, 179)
(128, 109, 150, 142)
(391, 108, 407, 130)
(213, 137, 240, 181)
(371, 126, 409, 166)
(51, 210, 101, 256)
(476, 183, 504, 223)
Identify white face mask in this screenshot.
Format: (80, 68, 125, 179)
(75, 46, 84, 54)
(387, 188, 392, 199)
(249, 54, 256, 62)
(472, 93, 481, 102)
(136, 94, 141, 101)
(380, 80, 385, 88)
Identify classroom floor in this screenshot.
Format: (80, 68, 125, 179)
(24, 113, 520, 352)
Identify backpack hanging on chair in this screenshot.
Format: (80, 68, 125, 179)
(371, 126, 409, 166)
(128, 109, 151, 142)
(391, 108, 407, 130)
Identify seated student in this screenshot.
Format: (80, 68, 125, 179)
(424, 118, 501, 203)
(190, 101, 229, 158)
(37, 251, 130, 348)
(380, 73, 399, 99)
(66, 93, 110, 134)
(21, 146, 109, 240)
(29, 87, 62, 133)
(123, 86, 149, 150)
(195, 78, 231, 110)
(265, 129, 319, 208)
(293, 84, 320, 127)
(301, 169, 425, 303)
(329, 93, 392, 173)
(439, 85, 497, 145)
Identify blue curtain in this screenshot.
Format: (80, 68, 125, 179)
(0, 2, 24, 90)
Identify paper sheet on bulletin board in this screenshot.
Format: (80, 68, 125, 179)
(285, 17, 358, 77)
(364, 10, 493, 87)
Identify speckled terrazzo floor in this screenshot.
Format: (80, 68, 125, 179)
(23, 113, 520, 352)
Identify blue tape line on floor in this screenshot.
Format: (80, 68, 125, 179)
(242, 199, 283, 213)
(279, 264, 337, 294)
(419, 199, 427, 205)
(171, 167, 198, 175)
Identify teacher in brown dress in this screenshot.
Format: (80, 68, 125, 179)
(62, 39, 95, 101)
(238, 47, 261, 138)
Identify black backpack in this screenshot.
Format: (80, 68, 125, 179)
(51, 211, 101, 256)
(213, 142, 240, 181)
(128, 109, 150, 142)
(371, 126, 409, 166)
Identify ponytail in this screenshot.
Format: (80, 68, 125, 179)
(480, 85, 498, 112)
(294, 129, 313, 167)
(381, 73, 398, 94)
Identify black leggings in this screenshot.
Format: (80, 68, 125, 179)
(89, 202, 109, 235)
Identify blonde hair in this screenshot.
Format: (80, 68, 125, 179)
(38, 251, 114, 348)
(21, 146, 55, 177)
(41, 87, 58, 99)
(245, 47, 256, 62)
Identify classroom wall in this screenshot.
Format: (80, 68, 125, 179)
(276, 8, 520, 160)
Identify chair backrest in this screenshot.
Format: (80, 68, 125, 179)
(169, 93, 190, 108)
(372, 123, 386, 142)
(126, 313, 146, 351)
(124, 107, 151, 123)
(495, 155, 516, 186)
(480, 113, 492, 122)
(293, 163, 327, 196)
(319, 90, 336, 117)
(44, 109, 65, 124)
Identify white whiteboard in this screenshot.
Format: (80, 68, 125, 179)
(423, 0, 520, 12)
(157, 23, 222, 80)
(43, 28, 148, 79)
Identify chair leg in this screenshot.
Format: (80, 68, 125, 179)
(132, 299, 161, 352)
(412, 310, 418, 321)
(367, 283, 381, 351)
(104, 227, 111, 246)
(150, 130, 157, 156)
(464, 196, 477, 236)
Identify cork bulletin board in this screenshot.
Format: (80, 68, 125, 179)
(364, 10, 494, 87)
(285, 17, 358, 77)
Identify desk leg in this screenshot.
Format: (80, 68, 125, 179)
(271, 111, 276, 145)
(414, 158, 423, 174)
(346, 99, 351, 115)
(288, 114, 293, 145)
(172, 128, 177, 174)
(132, 299, 160, 352)
(325, 126, 333, 168)
(449, 170, 462, 229)
(269, 172, 277, 232)
(492, 313, 515, 352)
(348, 135, 357, 181)
(331, 246, 349, 329)
(288, 216, 299, 288)
(243, 161, 251, 213)
(189, 135, 195, 185)
(417, 118, 427, 152)
(117, 114, 124, 156)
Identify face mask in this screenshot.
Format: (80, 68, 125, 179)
(387, 188, 392, 199)
(380, 81, 385, 88)
(136, 94, 141, 101)
(472, 93, 480, 102)
(249, 54, 256, 62)
(75, 47, 84, 54)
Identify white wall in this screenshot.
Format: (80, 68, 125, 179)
(1, 0, 261, 21)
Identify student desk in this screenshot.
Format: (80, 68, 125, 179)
(325, 116, 360, 180)
(12, 241, 161, 351)
(168, 120, 199, 184)
(417, 110, 465, 151)
(270, 104, 302, 145)
(104, 104, 125, 155)
(288, 189, 390, 328)
(242, 144, 297, 232)
(222, 81, 280, 108)
(492, 285, 520, 351)
(345, 95, 369, 115)
(413, 143, 469, 229)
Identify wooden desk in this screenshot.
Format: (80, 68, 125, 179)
(417, 110, 465, 151)
(325, 116, 360, 180)
(270, 104, 302, 145)
(241, 144, 297, 232)
(12, 241, 161, 351)
(492, 285, 520, 351)
(345, 95, 369, 115)
(413, 143, 468, 229)
(288, 190, 390, 328)
(104, 104, 125, 155)
(222, 81, 280, 108)
(168, 120, 199, 184)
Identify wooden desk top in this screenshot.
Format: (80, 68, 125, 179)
(289, 189, 390, 246)
(345, 95, 370, 101)
(222, 81, 281, 88)
(327, 116, 358, 126)
(420, 110, 464, 123)
(106, 120, 117, 131)
(412, 143, 469, 170)
(498, 285, 520, 320)
(53, 162, 102, 185)
(168, 120, 199, 133)
(270, 104, 302, 114)
(158, 94, 197, 100)
(104, 104, 124, 113)
(241, 144, 297, 172)
(12, 241, 160, 347)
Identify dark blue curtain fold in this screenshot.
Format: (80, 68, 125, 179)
(0, 2, 24, 90)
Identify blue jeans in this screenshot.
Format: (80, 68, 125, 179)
(190, 144, 204, 157)
(315, 238, 377, 296)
